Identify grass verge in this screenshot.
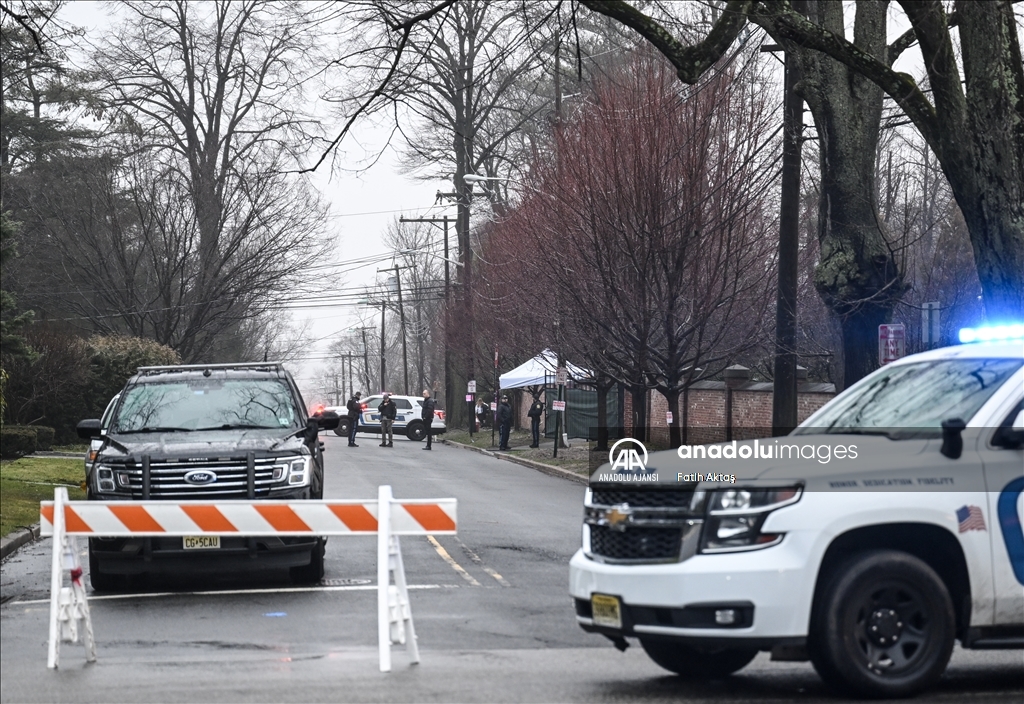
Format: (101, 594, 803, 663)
(444, 429, 591, 475)
(1, 457, 86, 538)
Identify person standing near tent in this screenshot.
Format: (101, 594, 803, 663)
(497, 395, 513, 450)
(527, 396, 544, 448)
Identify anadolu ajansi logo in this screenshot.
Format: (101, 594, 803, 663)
(608, 438, 649, 472)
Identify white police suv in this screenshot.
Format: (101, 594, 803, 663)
(357, 394, 446, 441)
(570, 326, 1024, 698)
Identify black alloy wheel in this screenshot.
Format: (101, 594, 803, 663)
(810, 549, 955, 698)
(406, 421, 427, 441)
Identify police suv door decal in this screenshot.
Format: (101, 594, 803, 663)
(997, 476, 1024, 586)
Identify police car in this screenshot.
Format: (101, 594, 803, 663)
(570, 325, 1024, 698)
(355, 394, 446, 441)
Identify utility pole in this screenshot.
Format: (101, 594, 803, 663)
(379, 301, 387, 392)
(346, 353, 354, 395)
(765, 6, 806, 437)
(359, 328, 371, 392)
(378, 264, 413, 395)
(400, 215, 453, 413)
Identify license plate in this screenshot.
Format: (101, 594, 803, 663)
(591, 593, 622, 629)
(183, 536, 220, 550)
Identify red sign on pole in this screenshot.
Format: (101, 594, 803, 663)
(878, 324, 906, 365)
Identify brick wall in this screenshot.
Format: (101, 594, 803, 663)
(624, 381, 835, 445)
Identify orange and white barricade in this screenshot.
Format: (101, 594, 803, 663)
(41, 485, 456, 672)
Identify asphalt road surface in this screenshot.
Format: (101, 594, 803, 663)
(2, 433, 1021, 703)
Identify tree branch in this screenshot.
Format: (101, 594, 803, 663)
(579, 0, 754, 83)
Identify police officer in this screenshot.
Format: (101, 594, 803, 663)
(527, 396, 544, 448)
(378, 393, 397, 447)
(345, 391, 362, 447)
(497, 394, 513, 451)
(421, 388, 436, 450)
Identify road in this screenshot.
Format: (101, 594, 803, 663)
(1, 433, 1021, 703)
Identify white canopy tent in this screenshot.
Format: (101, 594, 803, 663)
(498, 349, 591, 389)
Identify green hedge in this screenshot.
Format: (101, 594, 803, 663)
(4, 425, 55, 451)
(1, 427, 37, 458)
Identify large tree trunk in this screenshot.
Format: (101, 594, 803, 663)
(629, 384, 647, 443)
(945, 1, 1024, 320)
(797, 1, 905, 388)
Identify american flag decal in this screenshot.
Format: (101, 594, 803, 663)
(956, 505, 987, 533)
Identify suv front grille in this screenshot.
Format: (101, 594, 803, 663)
(589, 525, 683, 562)
(590, 488, 695, 509)
(119, 457, 280, 499)
(585, 488, 702, 563)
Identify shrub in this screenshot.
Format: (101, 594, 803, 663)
(1, 427, 37, 458)
(4, 425, 55, 451)
(32, 425, 55, 451)
(86, 335, 180, 415)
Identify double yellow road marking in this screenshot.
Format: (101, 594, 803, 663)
(426, 536, 509, 587)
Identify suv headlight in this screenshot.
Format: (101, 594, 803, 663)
(272, 457, 310, 486)
(93, 464, 124, 494)
(700, 487, 801, 553)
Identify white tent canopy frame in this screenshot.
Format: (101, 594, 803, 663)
(498, 349, 591, 389)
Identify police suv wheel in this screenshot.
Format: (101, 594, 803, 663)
(406, 421, 427, 442)
(809, 549, 955, 699)
(333, 419, 349, 437)
(639, 639, 757, 679)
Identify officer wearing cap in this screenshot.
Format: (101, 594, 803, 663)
(497, 394, 513, 450)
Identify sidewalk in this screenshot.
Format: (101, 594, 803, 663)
(442, 432, 590, 485)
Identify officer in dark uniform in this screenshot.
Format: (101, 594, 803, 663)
(345, 391, 362, 447)
(527, 396, 545, 448)
(421, 388, 436, 450)
(497, 395, 513, 450)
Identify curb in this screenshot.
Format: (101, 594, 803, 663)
(1, 524, 41, 561)
(442, 439, 588, 486)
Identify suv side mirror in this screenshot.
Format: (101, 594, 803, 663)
(77, 419, 103, 440)
(315, 410, 340, 431)
(940, 417, 966, 459)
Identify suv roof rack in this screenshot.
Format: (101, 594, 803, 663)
(136, 362, 286, 374)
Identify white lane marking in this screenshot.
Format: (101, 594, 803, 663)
(426, 535, 481, 586)
(10, 584, 451, 605)
(456, 537, 511, 587)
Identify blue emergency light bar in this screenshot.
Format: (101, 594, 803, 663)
(958, 324, 1024, 344)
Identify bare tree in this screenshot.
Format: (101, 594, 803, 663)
(485, 50, 777, 445)
(72, 0, 333, 361)
(581, 0, 1024, 324)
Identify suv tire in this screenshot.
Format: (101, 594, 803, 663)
(639, 639, 757, 679)
(290, 538, 325, 584)
(88, 542, 127, 592)
(809, 549, 955, 699)
(406, 421, 427, 442)
(333, 419, 350, 437)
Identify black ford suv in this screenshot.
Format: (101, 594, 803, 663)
(77, 363, 339, 591)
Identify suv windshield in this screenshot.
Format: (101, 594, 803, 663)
(797, 358, 1022, 436)
(112, 378, 301, 433)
